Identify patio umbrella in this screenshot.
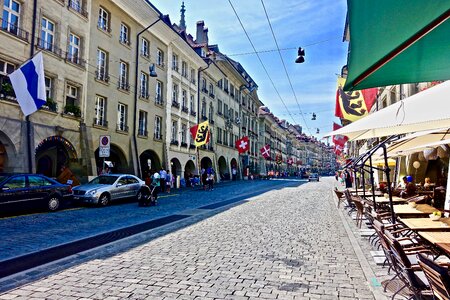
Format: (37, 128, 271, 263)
(386, 128, 450, 156)
(344, 0, 450, 91)
(325, 81, 450, 140)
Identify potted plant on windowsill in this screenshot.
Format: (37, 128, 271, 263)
(1, 82, 15, 100)
(64, 104, 81, 117)
(41, 98, 58, 112)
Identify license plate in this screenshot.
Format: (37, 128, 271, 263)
(73, 196, 79, 200)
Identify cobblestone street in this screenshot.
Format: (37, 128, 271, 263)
(0, 178, 384, 299)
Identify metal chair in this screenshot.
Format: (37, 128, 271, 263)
(417, 253, 450, 300)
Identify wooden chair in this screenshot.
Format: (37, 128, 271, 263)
(352, 198, 365, 228)
(334, 188, 345, 208)
(417, 253, 450, 300)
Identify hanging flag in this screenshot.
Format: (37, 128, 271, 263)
(260, 144, 271, 159)
(287, 158, 293, 165)
(333, 123, 347, 156)
(9, 52, 47, 116)
(190, 120, 210, 147)
(275, 154, 282, 165)
(335, 76, 377, 122)
(235, 136, 249, 154)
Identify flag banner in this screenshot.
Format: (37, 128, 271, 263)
(9, 52, 47, 116)
(190, 120, 210, 147)
(287, 158, 293, 165)
(235, 136, 250, 154)
(260, 144, 271, 159)
(335, 76, 377, 122)
(332, 123, 347, 156)
(275, 154, 282, 165)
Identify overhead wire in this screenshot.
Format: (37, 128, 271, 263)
(260, 0, 312, 135)
(227, 0, 299, 129)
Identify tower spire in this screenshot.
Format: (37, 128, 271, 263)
(179, 1, 186, 30)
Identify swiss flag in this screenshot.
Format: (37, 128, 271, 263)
(260, 144, 271, 159)
(235, 136, 250, 154)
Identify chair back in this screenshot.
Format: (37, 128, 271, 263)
(417, 253, 450, 300)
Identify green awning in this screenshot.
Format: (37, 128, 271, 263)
(344, 0, 450, 91)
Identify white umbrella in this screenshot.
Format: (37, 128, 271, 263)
(325, 81, 450, 140)
(386, 128, 450, 156)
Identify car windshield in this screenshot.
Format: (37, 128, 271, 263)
(0, 175, 9, 184)
(89, 175, 119, 185)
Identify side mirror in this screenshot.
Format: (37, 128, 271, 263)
(116, 183, 123, 187)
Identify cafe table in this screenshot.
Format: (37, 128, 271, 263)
(393, 204, 438, 216)
(370, 196, 406, 205)
(418, 231, 450, 257)
(398, 217, 450, 231)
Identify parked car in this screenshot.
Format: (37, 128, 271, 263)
(72, 174, 149, 206)
(308, 173, 320, 182)
(0, 173, 72, 211)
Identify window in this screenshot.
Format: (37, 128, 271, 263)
(224, 78, 229, 93)
(40, 17, 55, 51)
(190, 68, 196, 84)
(209, 103, 214, 121)
(230, 84, 235, 98)
(181, 90, 187, 108)
(157, 49, 164, 67)
(94, 95, 106, 126)
(68, 0, 86, 17)
(2, 0, 20, 35)
(190, 95, 195, 113)
(119, 23, 129, 45)
(138, 110, 148, 136)
(154, 116, 162, 139)
(98, 7, 110, 32)
(172, 83, 179, 103)
(68, 33, 80, 64)
(217, 79, 223, 89)
(217, 128, 222, 144)
(209, 83, 214, 97)
(181, 61, 187, 77)
(140, 72, 149, 99)
(181, 124, 187, 143)
(4, 176, 25, 189)
(141, 38, 149, 57)
(155, 80, 163, 104)
(201, 100, 206, 118)
(96, 48, 108, 81)
(217, 100, 222, 115)
(224, 103, 229, 118)
(171, 120, 178, 143)
(117, 103, 128, 131)
(172, 53, 179, 71)
(118, 61, 129, 90)
(65, 84, 78, 107)
(230, 108, 234, 121)
(201, 78, 207, 92)
(44, 76, 52, 100)
(223, 128, 228, 145)
(29, 175, 53, 187)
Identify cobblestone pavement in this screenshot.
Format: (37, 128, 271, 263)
(0, 178, 385, 299)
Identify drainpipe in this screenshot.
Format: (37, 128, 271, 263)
(133, 18, 161, 178)
(24, 0, 38, 173)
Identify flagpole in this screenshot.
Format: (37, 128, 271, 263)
(24, 0, 38, 173)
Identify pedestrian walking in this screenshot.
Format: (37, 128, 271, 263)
(159, 169, 167, 192)
(207, 172, 214, 191)
(344, 169, 352, 188)
(166, 170, 172, 193)
(150, 171, 161, 200)
(201, 168, 207, 190)
(232, 167, 237, 181)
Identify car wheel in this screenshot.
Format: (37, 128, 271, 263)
(98, 193, 110, 206)
(48, 195, 60, 211)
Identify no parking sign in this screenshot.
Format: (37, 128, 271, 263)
(99, 135, 110, 158)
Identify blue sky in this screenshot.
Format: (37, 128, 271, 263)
(150, 0, 348, 140)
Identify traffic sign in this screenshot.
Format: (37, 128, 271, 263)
(99, 135, 110, 158)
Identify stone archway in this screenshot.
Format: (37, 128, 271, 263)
(218, 156, 228, 180)
(184, 160, 196, 177)
(201, 157, 212, 170)
(35, 136, 78, 177)
(95, 144, 129, 175)
(139, 150, 161, 178)
(170, 158, 182, 177)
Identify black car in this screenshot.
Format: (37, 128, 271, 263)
(0, 173, 72, 212)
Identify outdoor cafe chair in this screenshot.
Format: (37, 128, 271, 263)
(334, 188, 346, 208)
(353, 198, 365, 228)
(417, 253, 450, 300)
(343, 189, 357, 215)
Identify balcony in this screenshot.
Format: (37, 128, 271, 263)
(95, 70, 110, 83)
(0, 18, 29, 41)
(93, 118, 108, 127)
(117, 80, 130, 92)
(68, 0, 89, 18)
(190, 111, 197, 117)
(171, 101, 180, 109)
(37, 38, 63, 57)
(170, 140, 179, 146)
(181, 106, 189, 113)
(201, 87, 208, 94)
(116, 124, 129, 132)
(63, 104, 81, 117)
(155, 97, 164, 106)
(180, 142, 188, 148)
(40, 99, 58, 112)
(138, 129, 148, 137)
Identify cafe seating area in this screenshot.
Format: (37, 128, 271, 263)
(335, 186, 450, 299)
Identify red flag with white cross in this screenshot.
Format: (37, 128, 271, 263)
(260, 144, 271, 159)
(235, 136, 250, 154)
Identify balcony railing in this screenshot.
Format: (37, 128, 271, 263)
(37, 38, 63, 56)
(180, 142, 188, 148)
(93, 118, 108, 127)
(65, 52, 85, 67)
(189, 143, 196, 149)
(170, 140, 179, 146)
(95, 70, 109, 83)
(190, 111, 197, 117)
(154, 133, 163, 141)
(201, 115, 207, 121)
(68, 0, 89, 18)
(116, 124, 129, 132)
(209, 93, 215, 99)
(118, 80, 130, 91)
(181, 106, 189, 113)
(0, 18, 29, 41)
(171, 101, 180, 109)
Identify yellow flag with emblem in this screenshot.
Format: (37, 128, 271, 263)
(190, 120, 210, 147)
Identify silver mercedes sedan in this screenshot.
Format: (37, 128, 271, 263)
(72, 174, 149, 206)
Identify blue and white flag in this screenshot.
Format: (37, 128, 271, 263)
(9, 52, 46, 116)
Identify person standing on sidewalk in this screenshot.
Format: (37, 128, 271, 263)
(159, 169, 167, 193)
(165, 170, 172, 193)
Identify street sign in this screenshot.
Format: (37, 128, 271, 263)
(99, 135, 110, 158)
